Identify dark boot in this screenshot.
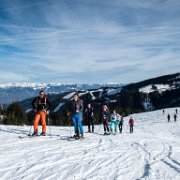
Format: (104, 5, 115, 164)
(32, 131, 38, 136)
(40, 132, 46, 136)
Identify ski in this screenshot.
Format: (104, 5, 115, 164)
(59, 136, 86, 141)
(18, 134, 51, 139)
(19, 134, 40, 139)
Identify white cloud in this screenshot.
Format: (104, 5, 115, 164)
(0, 0, 180, 83)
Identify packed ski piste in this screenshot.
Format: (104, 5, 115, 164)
(0, 90, 179, 180)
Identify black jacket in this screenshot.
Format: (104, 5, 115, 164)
(32, 96, 51, 111)
(85, 107, 94, 120)
(70, 99, 83, 114)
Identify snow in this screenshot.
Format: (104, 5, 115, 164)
(54, 103, 65, 112)
(139, 84, 170, 94)
(63, 92, 76, 100)
(79, 92, 88, 97)
(89, 91, 96, 100)
(0, 108, 180, 180)
(107, 88, 121, 96)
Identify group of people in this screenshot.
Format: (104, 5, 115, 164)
(31, 90, 135, 138)
(165, 109, 178, 123)
(101, 105, 134, 135)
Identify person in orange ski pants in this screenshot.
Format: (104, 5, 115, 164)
(31, 90, 51, 136)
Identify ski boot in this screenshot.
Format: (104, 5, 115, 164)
(80, 133, 84, 139)
(40, 132, 46, 136)
(32, 131, 38, 136)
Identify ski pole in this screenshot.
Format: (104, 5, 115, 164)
(47, 114, 52, 137)
(69, 119, 72, 137)
(28, 110, 35, 136)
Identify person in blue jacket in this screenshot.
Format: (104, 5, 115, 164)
(68, 93, 84, 138)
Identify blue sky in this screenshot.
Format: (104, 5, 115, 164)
(0, 0, 180, 84)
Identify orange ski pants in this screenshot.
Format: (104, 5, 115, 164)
(34, 111, 47, 133)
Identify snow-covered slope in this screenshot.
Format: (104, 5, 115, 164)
(139, 84, 171, 93)
(0, 108, 180, 180)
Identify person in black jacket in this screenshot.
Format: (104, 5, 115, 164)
(119, 114, 124, 133)
(167, 114, 170, 122)
(85, 104, 94, 133)
(174, 114, 177, 122)
(102, 105, 110, 135)
(31, 90, 51, 136)
(68, 93, 84, 138)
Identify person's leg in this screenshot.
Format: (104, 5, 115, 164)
(130, 125, 133, 133)
(33, 113, 40, 133)
(105, 120, 110, 132)
(78, 113, 84, 135)
(72, 114, 78, 135)
(132, 125, 134, 133)
(110, 121, 113, 133)
(92, 119, 95, 133)
(103, 121, 106, 131)
(115, 121, 118, 134)
(103, 120, 107, 134)
(120, 124, 123, 133)
(88, 119, 91, 132)
(40, 111, 46, 133)
(119, 123, 121, 132)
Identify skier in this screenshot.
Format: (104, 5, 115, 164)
(163, 109, 165, 114)
(129, 117, 134, 133)
(174, 114, 177, 122)
(110, 110, 120, 135)
(175, 109, 178, 114)
(85, 103, 94, 133)
(167, 114, 170, 122)
(31, 90, 51, 136)
(119, 113, 124, 133)
(68, 93, 84, 139)
(102, 105, 110, 135)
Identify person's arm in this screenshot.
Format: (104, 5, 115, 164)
(91, 108, 94, 117)
(79, 100, 84, 113)
(46, 98, 51, 112)
(31, 97, 37, 111)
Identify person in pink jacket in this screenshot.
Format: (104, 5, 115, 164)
(129, 117, 134, 133)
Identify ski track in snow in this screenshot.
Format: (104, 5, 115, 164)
(0, 108, 180, 180)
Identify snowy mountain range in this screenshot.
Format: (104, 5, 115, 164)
(0, 73, 179, 114)
(18, 73, 180, 116)
(0, 83, 123, 104)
